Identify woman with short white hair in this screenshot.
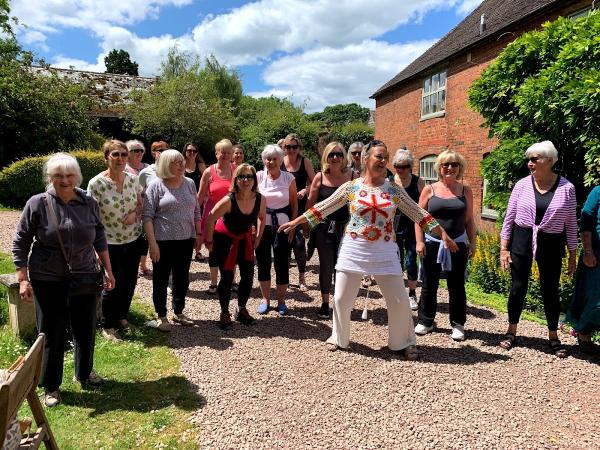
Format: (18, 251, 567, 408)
(499, 140, 577, 357)
(143, 149, 202, 331)
(255, 144, 298, 315)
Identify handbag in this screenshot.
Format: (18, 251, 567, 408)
(45, 193, 104, 297)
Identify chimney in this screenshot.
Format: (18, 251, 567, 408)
(480, 14, 486, 35)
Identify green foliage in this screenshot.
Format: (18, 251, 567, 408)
(328, 122, 374, 149)
(307, 103, 370, 126)
(469, 11, 600, 211)
(0, 0, 15, 36)
(104, 49, 139, 76)
(237, 96, 321, 167)
(0, 150, 106, 207)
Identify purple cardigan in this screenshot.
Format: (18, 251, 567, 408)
(500, 175, 577, 257)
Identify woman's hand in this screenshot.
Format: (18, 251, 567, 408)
(278, 221, 297, 235)
(567, 253, 577, 276)
(19, 280, 33, 303)
(149, 242, 160, 263)
(122, 211, 137, 225)
(468, 242, 477, 259)
(416, 241, 425, 258)
(195, 235, 203, 252)
(441, 231, 458, 253)
(302, 223, 309, 239)
(204, 239, 213, 253)
(297, 189, 306, 200)
(583, 251, 597, 268)
(500, 249, 512, 270)
(104, 269, 116, 291)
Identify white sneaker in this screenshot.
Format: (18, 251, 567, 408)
(414, 323, 433, 335)
(172, 313, 194, 326)
(451, 324, 465, 341)
(101, 328, 122, 342)
(157, 316, 171, 332)
(409, 296, 418, 311)
(167, 286, 172, 295)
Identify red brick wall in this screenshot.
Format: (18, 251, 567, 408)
(374, 1, 592, 231)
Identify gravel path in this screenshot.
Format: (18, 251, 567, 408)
(2, 211, 598, 449)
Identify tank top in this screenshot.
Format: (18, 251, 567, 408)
(185, 164, 202, 191)
(427, 185, 467, 239)
(208, 164, 232, 205)
(222, 192, 262, 235)
(282, 156, 309, 212)
(318, 184, 350, 223)
(395, 174, 421, 233)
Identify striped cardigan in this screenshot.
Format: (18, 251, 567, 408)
(500, 175, 577, 257)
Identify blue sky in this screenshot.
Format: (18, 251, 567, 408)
(9, 0, 481, 112)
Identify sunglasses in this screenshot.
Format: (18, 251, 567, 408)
(441, 162, 460, 168)
(186, 148, 198, 153)
(350, 151, 361, 156)
(327, 152, 344, 159)
(154, 148, 167, 153)
(130, 148, 144, 154)
(110, 151, 129, 158)
(237, 174, 255, 181)
(366, 140, 386, 150)
(527, 156, 542, 163)
(285, 144, 299, 150)
(394, 164, 411, 170)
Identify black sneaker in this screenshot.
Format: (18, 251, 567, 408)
(318, 303, 330, 319)
(73, 370, 104, 390)
(218, 312, 232, 329)
(236, 307, 255, 325)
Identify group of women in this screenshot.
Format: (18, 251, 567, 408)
(11, 136, 600, 408)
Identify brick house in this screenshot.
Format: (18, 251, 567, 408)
(371, 0, 594, 229)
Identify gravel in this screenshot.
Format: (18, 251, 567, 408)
(2, 211, 598, 449)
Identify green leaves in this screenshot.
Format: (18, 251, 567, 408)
(104, 49, 139, 76)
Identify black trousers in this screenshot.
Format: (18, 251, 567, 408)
(290, 228, 307, 273)
(507, 251, 562, 331)
(255, 225, 290, 285)
(213, 232, 255, 313)
(31, 279, 97, 392)
(313, 223, 340, 295)
(152, 239, 194, 317)
(102, 239, 142, 329)
(418, 241, 468, 327)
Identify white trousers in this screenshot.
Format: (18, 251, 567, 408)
(326, 271, 416, 351)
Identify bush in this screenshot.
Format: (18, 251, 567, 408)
(469, 231, 576, 315)
(328, 122, 374, 149)
(0, 150, 106, 207)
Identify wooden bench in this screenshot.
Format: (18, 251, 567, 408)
(0, 333, 58, 449)
(0, 274, 36, 339)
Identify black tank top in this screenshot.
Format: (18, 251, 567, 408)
(427, 185, 467, 239)
(282, 157, 309, 212)
(395, 175, 421, 233)
(222, 192, 261, 235)
(318, 184, 350, 223)
(185, 164, 202, 191)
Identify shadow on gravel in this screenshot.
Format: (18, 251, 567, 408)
(416, 344, 511, 364)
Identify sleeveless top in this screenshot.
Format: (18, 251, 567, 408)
(208, 164, 232, 204)
(427, 185, 467, 239)
(222, 192, 262, 235)
(318, 184, 350, 223)
(185, 164, 202, 191)
(394, 174, 421, 234)
(282, 156, 309, 212)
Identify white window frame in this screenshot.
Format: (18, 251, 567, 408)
(568, 6, 592, 20)
(421, 70, 447, 120)
(419, 155, 438, 185)
(481, 153, 498, 220)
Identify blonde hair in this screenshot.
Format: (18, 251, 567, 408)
(283, 133, 303, 151)
(321, 142, 348, 174)
(229, 163, 257, 193)
(215, 139, 233, 154)
(435, 150, 466, 179)
(155, 149, 184, 178)
(44, 153, 83, 188)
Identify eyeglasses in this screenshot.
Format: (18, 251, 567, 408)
(237, 174, 255, 181)
(110, 151, 129, 158)
(350, 151, 361, 156)
(327, 152, 344, 159)
(186, 148, 198, 153)
(130, 148, 144, 153)
(527, 156, 542, 163)
(394, 164, 411, 170)
(441, 162, 460, 168)
(284, 144, 299, 150)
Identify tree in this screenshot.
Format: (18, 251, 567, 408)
(105, 49, 139, 76)
(307, 103, 370, 126)
(0, 0, 15, 36)
(469, 11, 600, 214)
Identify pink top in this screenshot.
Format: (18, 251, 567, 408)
(201, 164, 233, 227)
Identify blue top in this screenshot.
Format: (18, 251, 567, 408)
(581, 186, 600, 251)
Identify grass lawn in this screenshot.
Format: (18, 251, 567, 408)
(0, 252, 202, 449)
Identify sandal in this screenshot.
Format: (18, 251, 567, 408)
(577, 337, 599, 355)
(207, 285, 217, 295)
(499, 333, 517, 350)
(403, 345, 419, 361)
(548, 339, 567, 359)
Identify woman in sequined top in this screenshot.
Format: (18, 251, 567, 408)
(279, 140, 455, 359)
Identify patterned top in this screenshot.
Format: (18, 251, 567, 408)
(87, 172, 142, 245)
(304, 179, 438, 242)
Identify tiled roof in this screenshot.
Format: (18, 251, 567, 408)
(371, 0, 570, 98)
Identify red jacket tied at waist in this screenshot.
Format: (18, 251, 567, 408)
(214, 218, 254, 270)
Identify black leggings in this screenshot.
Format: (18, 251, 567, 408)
(313, 223, 341, 295)
(213, 232, 255, 313)
(152, 239, 194, 317)
(507, 251, 562, 331)
(255, 225, 290, 285)
(290, 229, 307, 273)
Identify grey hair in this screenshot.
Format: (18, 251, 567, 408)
(125, 139, 145, 152)
(392, 148, 414, 167)
(348, 142, 364, 154)
(44, 153, 83, 189)
(261, 144, 284, 163)
(525, 141, 558, 162)
(155, 149, 184, 178)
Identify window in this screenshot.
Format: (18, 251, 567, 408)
(569, 6, 592, 20)
(421, 70, 447, 119)
(419, 155, 438, 185)
(481, 153, 498, 219)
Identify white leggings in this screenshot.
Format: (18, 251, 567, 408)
(327, 271, 416, 351)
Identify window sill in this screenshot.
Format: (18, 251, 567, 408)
(420, 111, 445, 121)
(481, 211, 499, 221)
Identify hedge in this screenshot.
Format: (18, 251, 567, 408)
(0, 150, 106, 207)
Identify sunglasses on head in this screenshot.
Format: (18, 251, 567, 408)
(110, 151, 129, 158)
(441, 162, 460, 168)
(527, 156, 542, 163)
(237, 174, 255, 181)
(394, 164, 411, 170)
(366, 140, 385, 150)
(130, 148, 144, 153)
(285, 144, 299, 150)
(327, 152, 344, 159)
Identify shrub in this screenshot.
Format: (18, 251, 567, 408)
(0, 150, 106, 207)
(328, 122, 374, 149)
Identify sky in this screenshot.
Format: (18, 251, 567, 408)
(8, 0, 482, 112)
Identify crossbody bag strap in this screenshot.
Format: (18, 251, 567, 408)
(45, 192, 71, 271)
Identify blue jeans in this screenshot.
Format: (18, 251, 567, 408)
(396, 230, 418, 281)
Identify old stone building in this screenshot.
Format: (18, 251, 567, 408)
(371, 0, 594, 228)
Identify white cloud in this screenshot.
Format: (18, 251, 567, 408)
(249, 39, 437, 112)
(52, 55, 106, 73)
(456, 0, 482, 15)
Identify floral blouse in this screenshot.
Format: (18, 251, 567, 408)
(304, 179, 438, 242)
